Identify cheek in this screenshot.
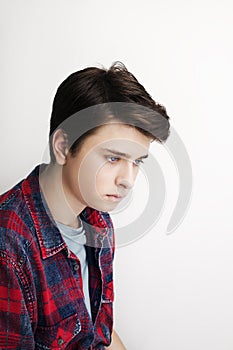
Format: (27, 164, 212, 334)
(78, 164, 97, 196)
(95, 165, 114, 190)
(77, 158, 109, 197)
(133, 166, 140, 180)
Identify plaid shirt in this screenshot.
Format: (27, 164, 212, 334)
(0, 165, 115, 349)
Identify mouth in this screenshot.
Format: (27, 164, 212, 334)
(105, 194, 124, 202)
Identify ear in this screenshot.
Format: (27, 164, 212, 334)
(52, 129, 69, 165)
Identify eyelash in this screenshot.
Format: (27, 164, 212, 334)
(134, 159, 144, 166)
(107, 156, 119, 163)
(106, 156, 144, 166)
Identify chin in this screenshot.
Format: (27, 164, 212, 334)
(89, 200, 118, 213)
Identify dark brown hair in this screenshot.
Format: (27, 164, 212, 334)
(49, 61, 170, 162)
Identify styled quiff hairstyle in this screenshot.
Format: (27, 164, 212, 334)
(49, 62, 170, 162)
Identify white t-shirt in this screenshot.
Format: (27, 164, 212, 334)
(55, 218, 91, 317)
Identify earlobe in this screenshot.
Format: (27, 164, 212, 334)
(52, 129, 69, 165)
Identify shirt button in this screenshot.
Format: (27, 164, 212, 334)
(74, 264, 79, 271)
(94, 300, 98, 307)
(58, 337, 64, 346)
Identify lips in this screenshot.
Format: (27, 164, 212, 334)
(105, 194, 123, 202)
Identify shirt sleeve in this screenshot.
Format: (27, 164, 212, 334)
(0, 253, 35, 349)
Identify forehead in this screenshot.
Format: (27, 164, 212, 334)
(83, 123, 152, 151)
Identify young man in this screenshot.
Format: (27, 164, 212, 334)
(0, 62, 170, 349)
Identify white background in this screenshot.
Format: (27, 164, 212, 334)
(1, 1, 233, 349)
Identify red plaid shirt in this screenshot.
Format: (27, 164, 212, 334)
(0, 165, 115, 349)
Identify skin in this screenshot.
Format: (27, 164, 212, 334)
(40, 122, 152, 348)
(40, 123, 151, 228)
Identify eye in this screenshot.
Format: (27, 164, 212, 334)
(133, 159, 144, 166)
(107, 156, 120, 163)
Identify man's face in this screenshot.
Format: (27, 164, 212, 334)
(62, 123, 151, 213)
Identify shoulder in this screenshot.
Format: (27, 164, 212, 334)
(0, 180, 34, 259)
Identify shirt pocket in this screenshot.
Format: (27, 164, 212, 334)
(35, 313, 81, 349)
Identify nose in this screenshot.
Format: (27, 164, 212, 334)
(115, 160, 137, 191)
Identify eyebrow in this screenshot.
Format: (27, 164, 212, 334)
(101, 148, 149, 160)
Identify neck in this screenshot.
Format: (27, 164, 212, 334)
(39, 163, 85, 229)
